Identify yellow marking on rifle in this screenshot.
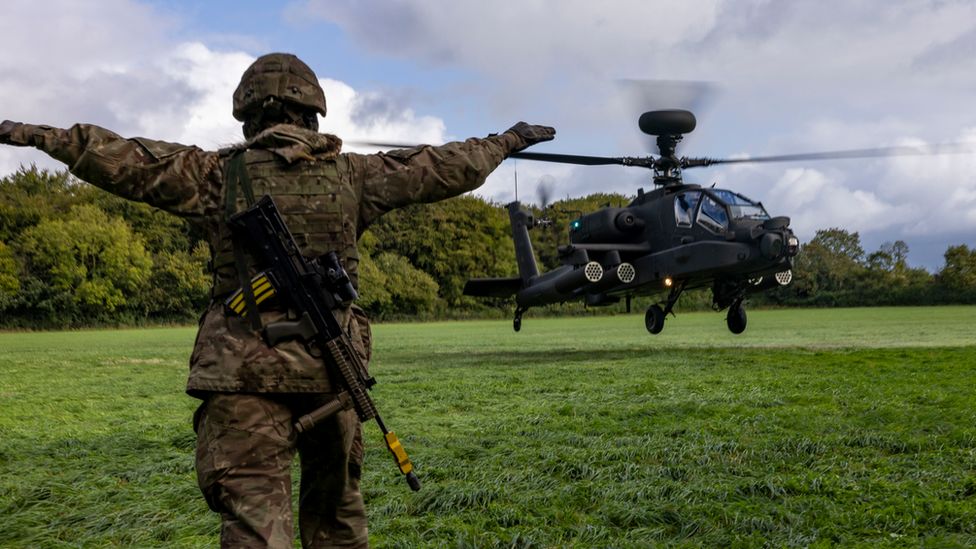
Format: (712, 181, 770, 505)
(239, 283, 276, 317)
(252, 285, 276, 305)
(251, 279, 273, 299)
(384, 431, 414, 475)
(227, 274, 276, 316)
(229, 275, 270, 310)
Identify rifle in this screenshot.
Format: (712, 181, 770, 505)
(225, 194, 421, 491)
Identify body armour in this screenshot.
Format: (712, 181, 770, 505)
(192, 125, 365, 396)
(210, 127, 355, 297)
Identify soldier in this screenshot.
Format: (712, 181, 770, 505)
(0, 52, 554, 548)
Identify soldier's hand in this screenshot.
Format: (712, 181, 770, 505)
(0, 120, 19, 145)
(506, 122, 555, 151)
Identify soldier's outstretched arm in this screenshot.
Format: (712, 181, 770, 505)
(0, 120, 222, 218)
(356, 122, 555, 228)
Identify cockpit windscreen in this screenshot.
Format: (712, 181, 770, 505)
(712, 190, 770, 220)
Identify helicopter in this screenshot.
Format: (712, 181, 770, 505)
(360, 108, 966, 335)
(461, 108, 951, 335)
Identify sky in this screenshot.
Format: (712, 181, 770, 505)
(1, 0, 974, 270)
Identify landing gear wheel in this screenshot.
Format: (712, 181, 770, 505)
(727, 302, 747, 334)
(645, 305, 665, 335)
(513, 309, 523, 332)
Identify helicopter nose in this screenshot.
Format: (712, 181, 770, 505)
(762, 216, 790, 230)
(760, 233, 784, 259)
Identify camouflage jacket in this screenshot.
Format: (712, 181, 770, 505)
(7, 122, 526, 395)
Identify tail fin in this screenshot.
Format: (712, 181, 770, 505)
(462, 202, 539, 299)
(508, 201, 539, 283)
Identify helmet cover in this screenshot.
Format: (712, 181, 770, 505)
(233, 53, 326, 121)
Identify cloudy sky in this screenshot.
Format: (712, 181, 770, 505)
(2, 0, 974, 269)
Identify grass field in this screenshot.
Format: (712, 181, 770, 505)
(1, 306, 974, 548)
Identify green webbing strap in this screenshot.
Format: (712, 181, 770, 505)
(224, 151, 256, 216)
(224, 151, 262, 330)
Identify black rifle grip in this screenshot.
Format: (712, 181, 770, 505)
(264, 312, 318, 346)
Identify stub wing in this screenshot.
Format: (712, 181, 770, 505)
(463, 277, 523, 298)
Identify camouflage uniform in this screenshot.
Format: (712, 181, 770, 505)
(0, 109, 548, 546)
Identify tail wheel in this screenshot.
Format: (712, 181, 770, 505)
(513, 308, 523, 332)
(645, 305, 665, 335)
(726, 301, 747, 334)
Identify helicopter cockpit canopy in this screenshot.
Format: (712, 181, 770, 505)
(674, 189, 770, 232)
(711, 190, 770, 221)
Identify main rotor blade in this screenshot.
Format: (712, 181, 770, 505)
(348, 140, 423, 149)
(350, 140, 656, 168)
(510, 151, 654, 168)
(686, 142, 976, 168)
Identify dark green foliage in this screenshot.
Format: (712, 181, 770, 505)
(357, 231, 441, 318)
(940, 244, 976, 292)
(0, 240, 18, 303)
(373, 253, 440, 316)
(16, 204, 153, 323)
(0, 167, 209, 327)
(357, 231, 395, 314)
(140, 242, 211, 320)
(788, 227, 867, 297)
(367, 194, 517, 307)
(2, 166, 975, 327)
(0, 166, 80, 242)
(762, 229, 976, 307)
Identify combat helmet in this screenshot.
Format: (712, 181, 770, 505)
(233, 53, 327, 121)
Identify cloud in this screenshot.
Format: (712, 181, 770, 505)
(763, 167, 905, 239)
(478, 161, 578, 206)
(320, 79, 446, 148)
(289, 0, 720, 80)
(0, 40, 249, 174)
(287, 0, 976, 256)
(2, 0, 973, 271)
(0, 0, 449, 176)
(288, 1, 976, 116)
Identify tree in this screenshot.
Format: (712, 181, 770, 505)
(368, 195, 516, 306)
(356, 231, 393, 314)
(814, 228, 865, 262)
(0, 241, 19, 306)
(866, 240, 909, 273)
(939, 244, 976, 292)
(791, 228, 866, 298)
(356, 230, 440, 317)
(139, 241, 211, 319)
(860, 240, 931, 304)
(84, 185, 204, 253)
(17, 204, 152, 319)
(374, 252, 440, 316)
(0, 166, 79, 242)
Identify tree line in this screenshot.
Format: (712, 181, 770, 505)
(0, 167, 973, 328)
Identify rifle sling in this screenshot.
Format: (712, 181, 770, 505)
(225, 151, 262, 330)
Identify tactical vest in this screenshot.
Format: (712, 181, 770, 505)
(210, 148, 360, 299)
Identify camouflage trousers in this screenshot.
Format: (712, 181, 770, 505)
(194, 392, 368, 548)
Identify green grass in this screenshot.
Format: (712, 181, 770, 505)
(1, 306, 975, 547)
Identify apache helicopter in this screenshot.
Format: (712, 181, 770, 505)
(363, 109, 963, 335)
(463, 110, 797, 335)
(461, 109, 969, 335)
